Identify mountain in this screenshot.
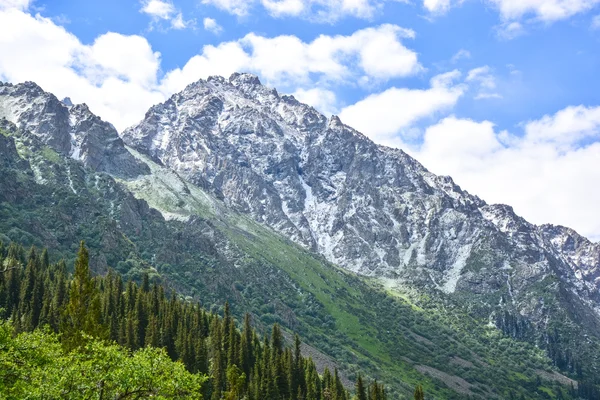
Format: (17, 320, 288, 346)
(122, 73, 600, 341)
(0, 76, 599, 398)
(121, 73, 599, 291)
(0, 81, 148, 178)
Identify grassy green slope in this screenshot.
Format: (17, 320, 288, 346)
(0, 128, 579, 399)
(118, 149, 577, 399)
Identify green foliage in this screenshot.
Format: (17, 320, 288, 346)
(0, 129, 596, 399)
(0, 243, 377, 400)
(354, 374, 367, 400)
(414, 384, 425, 400)
(40, 146, 61, 164)
(61, 241, 105, 349)
(0, 320, 206, 399)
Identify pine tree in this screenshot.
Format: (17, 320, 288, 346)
(0, 241, 379, 400)
(61, 241, 105, 350)
(211, 316, 225, 400)
(355, 374, 367, 400)
(240, 313, 254, 379)
(293, 333, 306, 399)
(414, 384, 425, 400)
(368, 380, 385, 400)
(225, 364, 246, 400)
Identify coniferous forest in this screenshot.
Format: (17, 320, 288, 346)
(0, 241, 388, 399)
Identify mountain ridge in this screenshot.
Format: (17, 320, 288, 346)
(121, 73, 600, 294)
(1, 75, 600, 397)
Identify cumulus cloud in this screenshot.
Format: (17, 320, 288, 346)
(423, 0, 454, 13)
(0, 0, 30, 10)
(261, 0, 306, 16)
(524, 105, 600, 147)
(338, 70, 465, 145)
(140, 0, 175, 19)
(292, 87, 338, 116)
(202, 0, 251, 16)
(496, 21, 526, 39)
(466, 66, 501, 99)
(424, 0, 600, 35)
(0, 7, 420, 132)
(450, 49, 471, 63)
(489, 0, 600, 22)
(140, 0, 190, 30)
(408, 107, 600, 241)
(0, 8, 165, 130)
(160, 24, 422, 94)
(203, 17, 223, 34)
(202, 0, 405, 21)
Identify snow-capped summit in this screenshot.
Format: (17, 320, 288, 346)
(121, 73, 600, 314)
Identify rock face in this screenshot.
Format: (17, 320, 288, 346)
(0, 81, 148, 178)
(122, 73, 600, 315)
(123, 73, 482, 279)
(3, 75, 600, 384)
(542, 224, 600, 287)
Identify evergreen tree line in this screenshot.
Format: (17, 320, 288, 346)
(496, 311, 586, 377)
(0, 241, 388, 400)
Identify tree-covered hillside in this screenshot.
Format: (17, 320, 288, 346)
(1, 241, 387, 400)
(0, 122, 596, 398)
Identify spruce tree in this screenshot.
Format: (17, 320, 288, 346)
(61, 241, 105, 350)
(414, 384, 425, 400)
(355, 374, 367, 400)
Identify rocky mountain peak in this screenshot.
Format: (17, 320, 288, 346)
(328, 115, 343, 129)
(541, 223, 600, 285)
(229, 72, 262, 86)
(0, 80, 148, 178)
(121, 73, 598, 307)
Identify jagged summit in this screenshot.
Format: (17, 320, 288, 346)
(228, 71, 262, 86)
(121, 73, 599, 310)
(3, 75, 600, 394)
(0, 80, 148, 178)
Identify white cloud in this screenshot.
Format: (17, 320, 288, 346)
(203, 17, 223, 34)
(201, 0, 253, 16)
(423, 0, 453, 13)
(466, 66, 501, 99)
(496, 21, 525, 39)
(292, 87, 338, 116)
(424, 0, 600, 32)
(140, 0, 189, 30)
(338, 70, 465, 145)
(524, 105, 600, 147)
(451, 49, 471, 63)
(140, 0, 175, 19)
(202, 0, 405, 21)
(592, 14, 600, 28)
(171, 13, 188, 29)
(408, 107, 600, 241)
(261, 0, 306, 16)
(0, 8, 164, 131)
(489, 0, 600, 22)
(0, 7, 421, 134)
(0, 0, 30, 10)
(161, 24, 422, 94)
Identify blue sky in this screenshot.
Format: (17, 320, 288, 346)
(1, 0, 600, 240)
(38, 0, 600, 131)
